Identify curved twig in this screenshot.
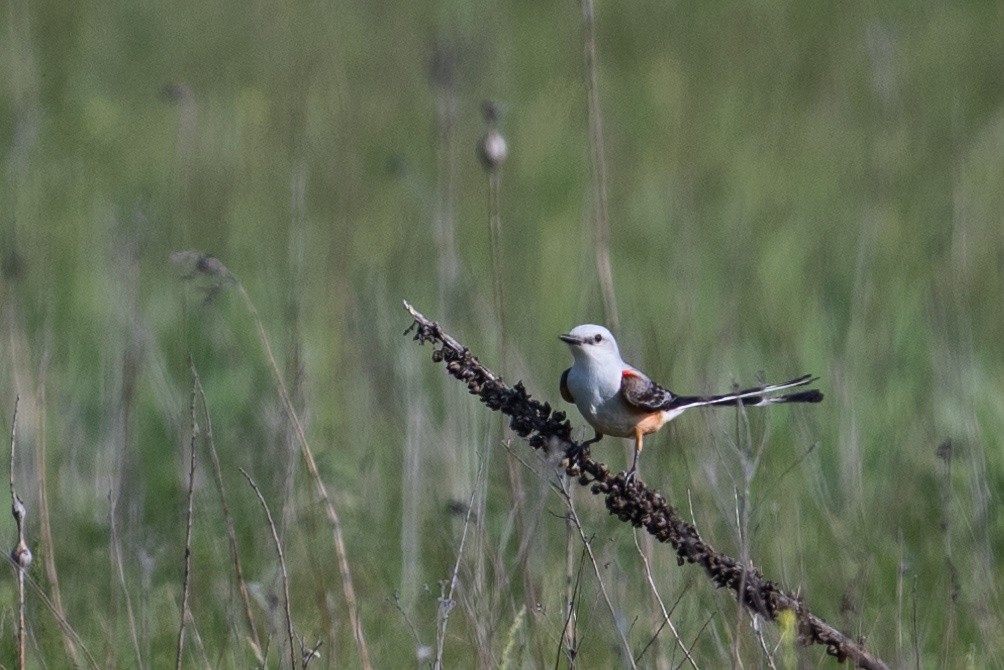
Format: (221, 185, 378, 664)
(240, 469, 298, 670)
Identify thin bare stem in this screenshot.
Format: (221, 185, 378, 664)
(934, 439, 957, 660)
(557, 540, 587, 670)
(432, 49, 460, 322)
(191, 362, 263, 662)
(487, 168, 507, 364)
(580, 0, 618, 329)
(675, 614, 715, 670)
(563, 491, 579, 666)
(109, 493, 144, 669)
(637, 525, 673, 670)
(434, 461, 483, 670)
(896, 529, 904, 666)
(911, 575, 920, 670)
(33, 352, 82, 667)
(752, 617, 778, 670)
(482, 109, 536, 619)
(558, 477, 637, 669)
(175, 383, 199, 670)
(9, 396, 30, 670)
(390, 591, 425, 651)
(499, 605, 526, 670)
(732, 488, 748, 666)
(555, 538, 584, 669)
(240, 468, 297, 670)
(3, 554, 100, 669)
(185, 612, 213, 670)
(632, 530, 699, 669)
(302, 638, 323, 668)
(488, 169, 505, 346)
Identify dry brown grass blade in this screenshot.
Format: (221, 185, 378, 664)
(580, 0, 619, 329)
(32, 347, 84, 668)
(109, 492, 145, 669)
(175, 382, 199, 670)
(402, 300, 891, 670)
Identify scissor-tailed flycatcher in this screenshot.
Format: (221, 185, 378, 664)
(559, 324, 823, 479)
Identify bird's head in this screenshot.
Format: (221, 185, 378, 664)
(559, 324, 622, 366)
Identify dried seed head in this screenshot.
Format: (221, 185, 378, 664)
(161, 82, 193, 103)
(481, 100, 501, 124)
(936, 439, 953, 462)
(478, 100, 507, 172)
(11, 539, 31, 569)
(478, 130, 508, 172)
(170, 250, 231, 281)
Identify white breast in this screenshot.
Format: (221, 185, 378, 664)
(567, 363, 638, 437)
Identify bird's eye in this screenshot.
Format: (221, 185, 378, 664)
(593, 333, 603, 343)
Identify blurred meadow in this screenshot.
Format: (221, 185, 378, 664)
(2, 0, 1003, 667)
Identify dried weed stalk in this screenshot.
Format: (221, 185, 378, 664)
(175, 383, 199, 670)
(9, 397, 31, 670)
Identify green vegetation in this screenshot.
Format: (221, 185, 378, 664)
(1, 0, 1001, 667)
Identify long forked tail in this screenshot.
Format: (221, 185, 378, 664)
(666, 374, 823, 412)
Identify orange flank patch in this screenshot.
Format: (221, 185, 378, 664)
(622, 369, 637, 378)
(634, 411, 667, 436)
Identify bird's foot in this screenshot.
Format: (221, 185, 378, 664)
(564, 431, 600, 466)
(564, 442, 590, 464)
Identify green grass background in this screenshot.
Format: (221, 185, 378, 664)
(1, 0, 1002, 667)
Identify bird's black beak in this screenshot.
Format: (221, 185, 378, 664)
(559, 333, 581, 345)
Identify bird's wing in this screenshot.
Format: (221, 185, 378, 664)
(559, 368, 575, 403)
(621, 371, 824, 413)
(619, 370, 677, 411)
(662, 374, 823, 411)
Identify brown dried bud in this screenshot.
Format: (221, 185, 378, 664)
(11, 539, 31, 569)
(478, 100, 507, 172)
(478, 130, 508, 172)
(935, 439, 952, 462)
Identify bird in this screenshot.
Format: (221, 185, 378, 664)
(559, 324, 823, 480)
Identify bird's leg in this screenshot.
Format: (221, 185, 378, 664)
(567, 431, 602, 462)
(625, 430, 644, 483)
(563, 431, 602, 464)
